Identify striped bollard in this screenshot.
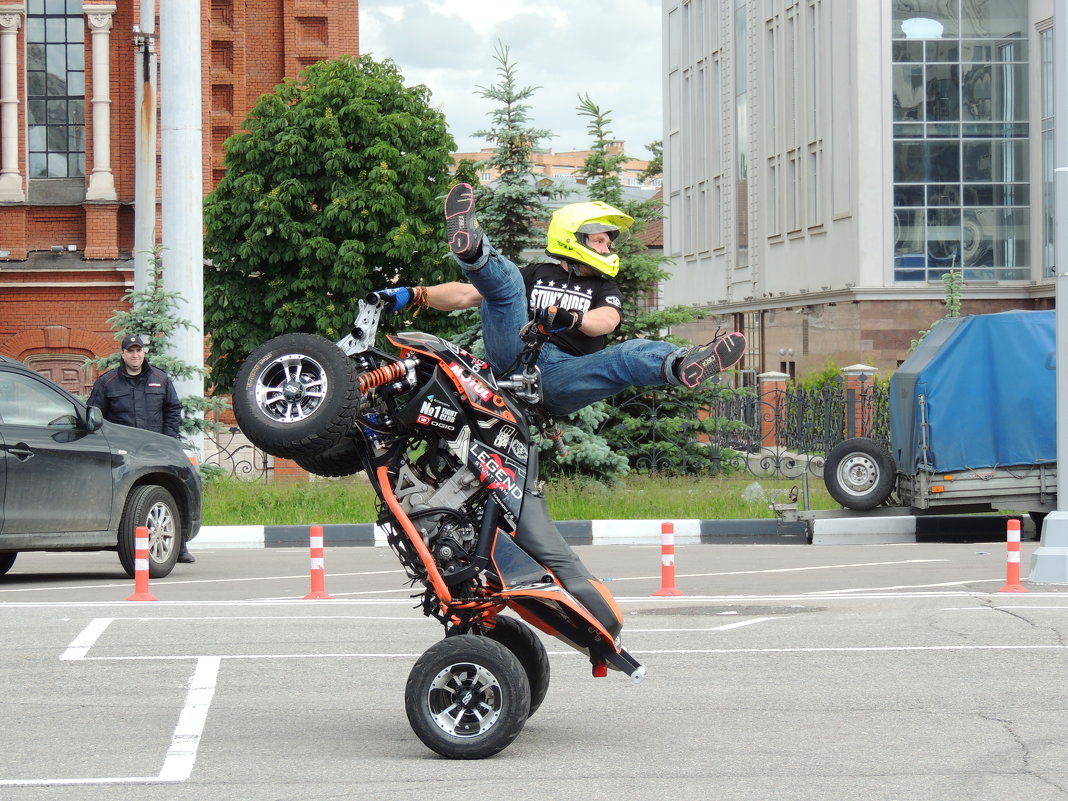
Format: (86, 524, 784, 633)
(126, 525, 158, 601)
(303, 524, 334, 600)
(997, 518, 1029, 593)
(653, 521, 684, 597)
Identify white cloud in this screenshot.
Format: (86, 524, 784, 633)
(359, 0, 663, 158)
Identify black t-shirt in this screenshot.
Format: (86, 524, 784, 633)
(521, 262, 624, 356)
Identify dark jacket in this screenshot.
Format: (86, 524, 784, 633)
(88, 360, 182, 438)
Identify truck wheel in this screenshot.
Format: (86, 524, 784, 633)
(824, 438, 896, 510)
(233, 333, 359, 459)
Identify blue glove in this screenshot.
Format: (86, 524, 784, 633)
(372, 286, 415, 315)
(534, 306, 584, 333)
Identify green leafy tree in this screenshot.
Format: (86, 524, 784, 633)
(203, 56, 460, 390)
(470, 41, 564, 263)
(94, 251, 229, 440)
(910, 266, 963, 352)
(638, 140, 663, 184)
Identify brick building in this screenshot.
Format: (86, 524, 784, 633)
(0, 0, 357, 394)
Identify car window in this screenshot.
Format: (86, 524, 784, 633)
(0, 371, 79, 428)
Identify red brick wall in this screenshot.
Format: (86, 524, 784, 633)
(0, 0, 360, 365)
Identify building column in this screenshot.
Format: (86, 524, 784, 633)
(85, 5, 116, 201)
(0, 9, 24, 202)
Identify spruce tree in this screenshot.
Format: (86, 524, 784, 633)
(470, 42, 564, 263)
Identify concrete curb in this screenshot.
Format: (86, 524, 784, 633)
(191, 518, 810, 550)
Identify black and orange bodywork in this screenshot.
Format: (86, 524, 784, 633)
(361, 331, 644, 681)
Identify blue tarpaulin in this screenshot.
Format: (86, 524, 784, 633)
(890, 310, 1056, 473)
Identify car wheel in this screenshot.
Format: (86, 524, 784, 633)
(824, 437, 896, 511)
(118, 485, 181, 579)
(0, 553, 16, 576)
(293, 438, 366, 477)
(405, 634, 530, 759)
(233, 333, 360, 459)
(482, 616, 550, 718)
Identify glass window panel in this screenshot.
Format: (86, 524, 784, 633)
(27, 125, 46, 150)
(46, 43, 65, 72)
(892, 40, 923, 62)
(69, 99, 84, 124)
(927, 141, 960, 181)
(67, 0, 82, 12)
(26, 17, 44, 42)
(893, 185, 925, 206)
(28, 153, 46, 178)
(894, 122, 924, 137)
(67, 44, 83, 71)
(893, 141, 927, 182)
(961, 63, 992, 120)
(27, 100, 45, 124)
(926, 40, 960, 62)
(963, 139, 1027, 182)
(67, 71, 84, 96)
(894, 208, 925, 256)
(925, 64, 959, 121)
(926, 123, 960, 137)
(964, 183, 1029, 206)
(893, 64, 925, 120)
(45, 18, 64, 42)
(69, 152, 84, 177)
(67, 125, 84, 151)
(46, 125, 65, 150)
(26, 72, 45, 96)
(66, 17, 82, 42)
(45, 0, 65, 13)
(47, 152, 66, 177)
(992, 62, 1027, 121)
(892, 0, 959, 38)
(960, 0, 1026, 39)
(26, 43, 45, 72)
(928, 184, 961, 206)
(27, 0, 44, 14)
(926, 207, 962, 266)
(45, 71, 67, 95)
(45, 99, 67, 124)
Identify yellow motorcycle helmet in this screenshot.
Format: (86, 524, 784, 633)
(545, 201, 634, 278)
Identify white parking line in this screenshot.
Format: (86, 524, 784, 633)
(60, 617, 113, 661)
(0, 656, 219, 787)
(603, 559, 949, 583)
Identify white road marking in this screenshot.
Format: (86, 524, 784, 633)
(604, 559, 949, 583)
(0, 569, 406, 594)
(809, 578, 1002, 594)
(60, 617, 113, 661)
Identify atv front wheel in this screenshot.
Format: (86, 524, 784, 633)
(405, 634, 530, 759)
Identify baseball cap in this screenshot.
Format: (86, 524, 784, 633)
(121, 335, 146, 351)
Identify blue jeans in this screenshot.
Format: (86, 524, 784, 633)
(458, 245, 685, 417)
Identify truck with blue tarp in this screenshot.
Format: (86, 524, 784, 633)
(823, 310, 1057, 522)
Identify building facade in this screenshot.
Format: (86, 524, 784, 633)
(0, 0, 357, 394)
(662, 0, 1055, 379)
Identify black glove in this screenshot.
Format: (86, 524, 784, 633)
(534, 306, 584, 333)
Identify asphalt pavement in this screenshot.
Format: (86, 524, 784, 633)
(2, 541, 1068, 801)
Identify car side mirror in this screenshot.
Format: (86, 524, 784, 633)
(85, 405, 104, 432)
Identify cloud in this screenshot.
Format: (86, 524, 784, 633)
(359, 0, 662, 159)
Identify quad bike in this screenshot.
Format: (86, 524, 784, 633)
(232, 294, 646, 759)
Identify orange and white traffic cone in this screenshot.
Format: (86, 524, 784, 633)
(303, 524, 334, 600)
(653, 521, 684, 597)
(126, 525, 158, 601)
(997, 518, 1029, 593)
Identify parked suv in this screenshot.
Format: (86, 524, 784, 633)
(0, 355, 201, 578)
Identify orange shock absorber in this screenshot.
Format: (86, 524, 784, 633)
(357, 361, 409, 393)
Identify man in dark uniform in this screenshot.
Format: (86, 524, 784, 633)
(88, 335, 193, 563)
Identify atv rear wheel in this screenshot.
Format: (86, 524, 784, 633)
(405, 634, 530, 759)
(483, 616, 550, 718)
(233, 333, 359, 459)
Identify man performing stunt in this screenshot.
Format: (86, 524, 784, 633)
(374, 183, 746, 418)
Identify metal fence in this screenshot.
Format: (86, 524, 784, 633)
(204, 375, 892, 484)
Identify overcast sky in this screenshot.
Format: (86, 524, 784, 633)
(358, 0, 663, 159)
